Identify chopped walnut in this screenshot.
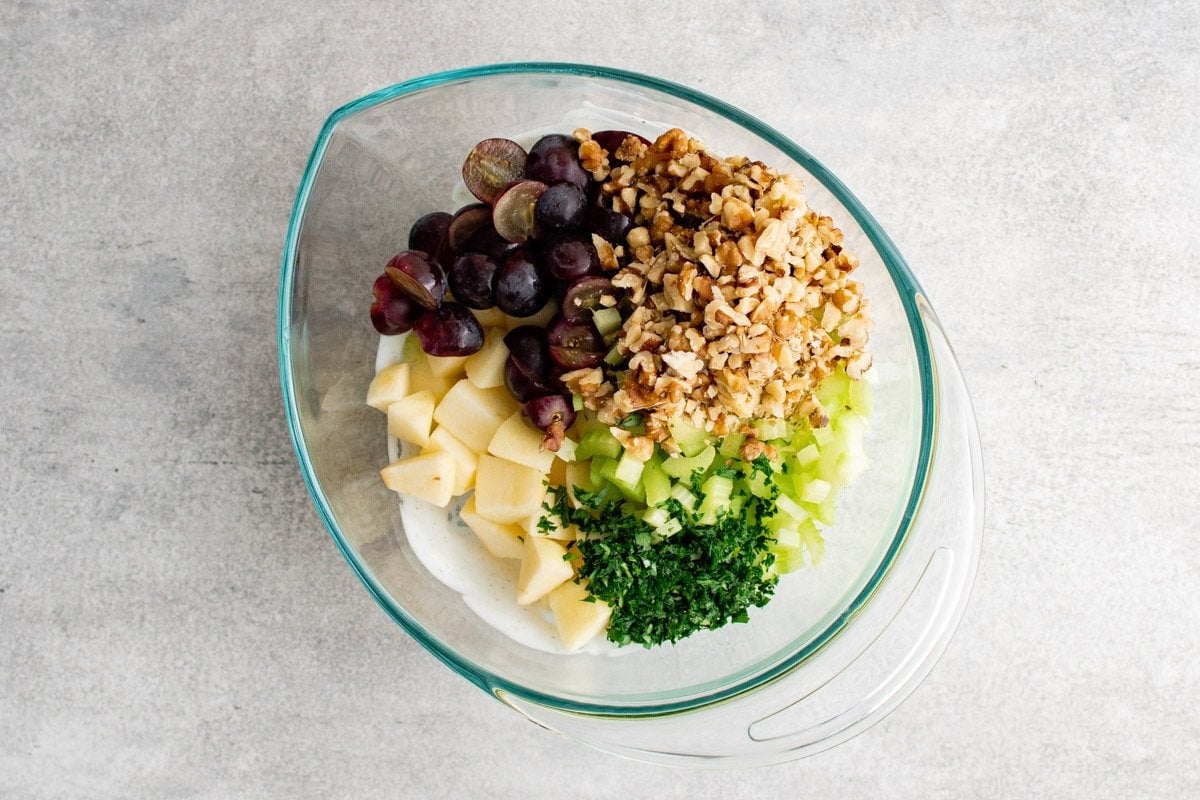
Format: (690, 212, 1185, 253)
(571, 128, 872, 449)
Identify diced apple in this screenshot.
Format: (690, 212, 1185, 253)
(379, 451, 455, 507)
(474, 454, 546, 523)
(488, 413, 555, 473)
(460, 496, 523, 560)
(472, 307, 508, 328)
(366, 363, 410, 411)
(548, 579, 612, 651)
(521, 512, 578, 542)
(423, 426, 478, 495)
(464, 327, 509, 389)
(426, 354, 470, 379)
(404, 339, 456, 402)
(516, 534, 573, 605)
(387, 390, 436, 447)
(432, 380, 519, 452)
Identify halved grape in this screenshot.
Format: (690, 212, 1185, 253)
(547, 317, 604, 370)
(492, 180, 547, 243)
(383, 250, 446, 309)
(523, 395, 577, 451)
(495, 251, 551, 317)
(526, 134, 588, 188)
(462, 138, 527, 204)
(543, 235, 600, 281)
(448, 253, 499, 310)
(587, 205, 633, 244)
(408, 212, 452, 266)
(414, 301, 485, 356)
(534, 182, 586, 234)
(370, 273, 424, 335)
(560, 276, 619, 323)
(592, 130, 651, 160)
(464, 221, 521, 262)
(447, 204, 492, 253)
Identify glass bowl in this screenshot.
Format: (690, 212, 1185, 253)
(278, 63, 984, 767)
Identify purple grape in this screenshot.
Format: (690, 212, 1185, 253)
(495, 250, 551, 317)
(383, 250, 446, 309)
(534, 183, 586, 234)
(504, 325, 553, 373)
(414, 301, 484, 357)
(504, 356, 560, 403)
(526, 134, 588, 189)
(587, 205, 633, 244)
(464, 221, 521, 262)
(543, 235, 600, 281)
(523, 394, 576, 437)
(547, 317, 604, 370)
(592, 130, 650, 161)
(448, 204, 492, 253)
(408, 212, 452, 266)
(370, 273, 425, 335)
(448, 253, 499, 310)
(492, 180, 547, 243)
(462, 138, 527, 204)
(560, 276, 619, 323)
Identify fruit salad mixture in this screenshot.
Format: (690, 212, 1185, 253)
(366, 128, 873, 651)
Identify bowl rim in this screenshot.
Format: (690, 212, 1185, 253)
(278, 61, 935, 716)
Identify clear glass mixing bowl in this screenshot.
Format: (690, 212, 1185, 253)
(279, 63, 984, 766)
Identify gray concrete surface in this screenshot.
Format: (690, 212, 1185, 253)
(3, 0, 1198, 797)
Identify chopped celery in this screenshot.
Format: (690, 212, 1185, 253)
(592, 306, 623, 336)
(816, 369, 851, 410)
(803, 496, 835, 526)
(555, 437, 578, 463)
(668, 418, 713, 457)
(613, 450, 645, 486)
(669, 484, 698, 513)
(745, 469, 774, 499)
(793, 443, 820, 467)
(775, 493, 809, 523)
(571, 394, 584, 411)
(752, 417, 789, 442)
(589, 455, 613, 487)
(848, 376, 874, 416)
(604, 344, 624, 366)
(798, 519, 825, 566)
(719, 431, 745, 459)
(661, 445, 715, 479)
(697, 473, 735, 523)
(775, 526, 801, 549)
(800, 478, 832, 504)
(576, 427, 622, 460)
(642, 456, 672, 507)
(812, 424, 835, 447)
(642, 506, 671, 530)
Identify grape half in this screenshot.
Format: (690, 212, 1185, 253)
(414, 301, 484, 356)
(464, 222, 521, 262)
(534, 182, 586, 234)
(523, 395, 576, 451)
(547, 317, 604, 370)
(448, 204, 492, 253)
(492, 180, 547, 243)
(561, 276, 619, 323)
(543, 235, 600, 281)
(370, 273, 424, 335)
(587, 205, 633, 244)
(462, 138, 527, 204)
(383, 250, 446, 309)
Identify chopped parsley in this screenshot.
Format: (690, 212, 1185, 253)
(542, 457, 782, 648)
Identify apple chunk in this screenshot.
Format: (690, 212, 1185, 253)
(474, 454, 546, 524)
(379, 451, 455, 508)
(422, 426, 478, 495)
(460, 497, 523, 560)
(426, 354, 470, 379)
(366, 363, 410, 411)
(464, 327, 509, 389)
(548, 579, 612, 651)
(516, 534, 573, 605)
(387, 390, 435, 447)
(432, 380, 518, 452)
(488, 413, 554, 473)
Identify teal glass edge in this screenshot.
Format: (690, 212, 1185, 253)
(277, 62, 936, 717)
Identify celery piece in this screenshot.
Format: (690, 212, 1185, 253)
(576, 426, 622, 461)
(793, 443, 820, 468)
(571, 394, 585, 411)
(801, 478, 833, 504)
(604, 344, 624, 366)
(592, 306, 623, 336)
(661, 445, 716, 480)
(848, 376, 874, 417)
(642, 507, 671, 530)
(590, 455, 613, 487)
(812, 424, 835, 447)
(555, 437, 578, 463)
(613, 450, 646, 487)
(803, 496, 836, 526)
(697, 473, 734, 523)
(752, 417, 789, 442)
(668, 484, 698, 514)
(668, 418, 713, 457)
(718, 431, 746, 459)
(815, 368, 851, 410)
(776, 492, 810, 523)
(775, 526, 801, 549)
(642, 456, 672, 508)
(798, 519, 825, 566)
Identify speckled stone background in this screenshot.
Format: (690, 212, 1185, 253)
(2, 1, 1198, 797)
